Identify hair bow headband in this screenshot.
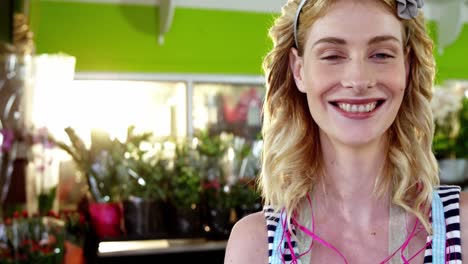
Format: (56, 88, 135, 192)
(396, 0, 424, 19)
(293, 0, 425, 48)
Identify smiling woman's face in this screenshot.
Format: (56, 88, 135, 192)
(290, 0, 408, 148)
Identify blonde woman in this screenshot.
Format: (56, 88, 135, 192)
(225, 0, 468, 263)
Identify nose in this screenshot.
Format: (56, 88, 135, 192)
(340, 59, 376, 93)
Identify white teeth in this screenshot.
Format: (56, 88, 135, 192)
(337, 102, 377, 113)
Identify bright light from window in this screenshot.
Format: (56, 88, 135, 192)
(33, 79, 187, 146)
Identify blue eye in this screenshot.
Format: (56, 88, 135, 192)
(372, 53, 394, 59)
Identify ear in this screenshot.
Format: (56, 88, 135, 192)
(289, 47, 306, 93)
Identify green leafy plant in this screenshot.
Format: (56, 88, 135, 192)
(0, 215, 65, 264)
(195, 130, 234, 209)
(169, 138, 201, 209)
(195, 129, 229, 158)
(230, 178, 261, 213)
(53, 127, 127, 203)
(37, 187, 56, 216)
(431, 87, 465, 159)
(122, 126, 170, 202)
(454, 96, 468, 159)
(60, 210, 88, 247)
(202, 179, 234, 209)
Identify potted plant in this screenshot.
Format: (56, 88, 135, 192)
(60, 210, 88, 264)
(194, 129, 233, 239)
(230, 178, 262, 221)
(167, 138, 202, 238)
(30, 127, 58, 216)
(120, 127, 171, 238)
(431, 86, 467, 184)
(454, 95, 468, 179)
(228, 136, 262, 220)
(53, 127, 127, 239)
(454, 95, 468, 155)
(0, 212, 65, 264)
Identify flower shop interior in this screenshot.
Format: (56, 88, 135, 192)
(0, 0, 467, 263)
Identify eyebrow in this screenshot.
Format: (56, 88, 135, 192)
(312, 35, 401, 47)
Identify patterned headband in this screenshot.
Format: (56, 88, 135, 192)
(293, 0, 425, 48)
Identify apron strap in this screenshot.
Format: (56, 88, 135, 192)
(431, 190, 446, 263)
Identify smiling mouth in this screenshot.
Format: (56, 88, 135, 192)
(330, 100, 385, 113)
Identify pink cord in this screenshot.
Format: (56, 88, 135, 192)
(293, 217, 350, 263)
(297, 194, 314, 258)
(292, 195, 349, 264)
(399, 217, 418, 263)
(279, 195, 430, 263)
(280, 209, 300, 264)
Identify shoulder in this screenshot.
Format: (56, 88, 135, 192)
(224, 211, 269, 264)
(458, 190, 468, 257)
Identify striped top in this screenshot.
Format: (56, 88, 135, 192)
(264, 185, 463, 264)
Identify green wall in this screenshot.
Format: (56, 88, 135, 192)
(31, 1, 468, 80)
(431, 24, 468, 83)
(32, 1, 275, 74)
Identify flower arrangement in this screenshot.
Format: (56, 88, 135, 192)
(201, 178, 234, 210)
(431, 85, 465, 159)
(122, 127, 171, 202)
(228, 136, 262, 219)
(195, 130, 232, 209)
(59, 210, 88, 247)
(0, 212, 65, 264)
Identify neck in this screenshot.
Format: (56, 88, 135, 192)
(314, 132, 390, 224)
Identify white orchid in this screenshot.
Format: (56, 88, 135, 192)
(431, 85, 463, 133)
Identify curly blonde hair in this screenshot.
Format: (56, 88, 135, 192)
(258, 0, 438, 232)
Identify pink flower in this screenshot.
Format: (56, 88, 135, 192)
(1, 128, 14, 153)
(202, 179, 220, 190)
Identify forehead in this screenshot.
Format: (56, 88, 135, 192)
(305, 0, 403, 46)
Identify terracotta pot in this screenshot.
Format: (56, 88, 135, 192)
(88, 202, 122, 239)
(64, 240, 84, 264)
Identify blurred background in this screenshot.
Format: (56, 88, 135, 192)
(0, 0, 467, 263)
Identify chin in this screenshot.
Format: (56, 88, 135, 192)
(333, 131, 385, 148)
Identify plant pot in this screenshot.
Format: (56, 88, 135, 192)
(172, 204, 201, 238)
(122, 197, 167, 238)
(438, 158, 467, 184)
(64, 241, 84, 264)
(88, 202, 123, 239)
(235, 202, 262, 221)
(205, 207, 232, 240)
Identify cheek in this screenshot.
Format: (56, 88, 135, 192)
(377, 64, 407, 94)
(303, 65, 335, 95)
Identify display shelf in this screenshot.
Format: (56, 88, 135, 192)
(97, 238, 227, 257)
